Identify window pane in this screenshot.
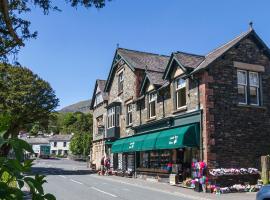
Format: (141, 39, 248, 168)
(176, 78, 186, 89)
(250, 86, 258, 105)
(249, 72, 259, 87)
(237, 70, 247, 85)
(150, 102, 156, 117)
(238, 85, 246, 104)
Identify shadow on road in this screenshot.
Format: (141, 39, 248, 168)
(29, 167, 94, 176)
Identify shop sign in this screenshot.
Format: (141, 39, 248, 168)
(169, 135, 178, 145)
(129, 142, 135, 149)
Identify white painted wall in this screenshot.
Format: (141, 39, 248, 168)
(50, 141, 70, 155)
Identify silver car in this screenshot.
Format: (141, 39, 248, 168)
(257, 185, 270, 200)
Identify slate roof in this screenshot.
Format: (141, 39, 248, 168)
(146, 70, 166, 86)
(192, 29, 253, 73)
(48, 134, 72, 142)
(117, 48, 169, 72)
(22, 137, 49, 145)
(174, 51, 205, 69)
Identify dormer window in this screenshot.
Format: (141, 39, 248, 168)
(118, 72, 124, 93)
(148, 92, 157, 119)
(175, 78, 186, 109)
(94, 92, 102, 107)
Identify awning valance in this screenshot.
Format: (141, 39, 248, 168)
(111, 124, 199, 153)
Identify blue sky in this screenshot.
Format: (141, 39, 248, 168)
(17, 0, 270, 109)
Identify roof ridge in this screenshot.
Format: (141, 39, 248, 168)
(205, 29, 252, 56)
(175, 51, 205, 58)
(118, 47, 169, 58)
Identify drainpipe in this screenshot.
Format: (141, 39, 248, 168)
(191, 74, 203, 161)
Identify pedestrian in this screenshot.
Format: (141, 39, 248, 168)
(105, 156, 110, 175)
(100, 156, 105, 175)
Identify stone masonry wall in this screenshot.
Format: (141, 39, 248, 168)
(205, 36, 270, 169)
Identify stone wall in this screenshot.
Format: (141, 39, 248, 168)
(205, 36, 270, 168)
(92, 102, 107, 141)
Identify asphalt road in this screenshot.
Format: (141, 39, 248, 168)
(32, 159, 256, 200)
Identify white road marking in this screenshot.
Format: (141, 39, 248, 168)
(122, 188, 130, 191)
(58, 175, 66, 179)
(91, 186, 117, 198)
(70, 179, 83, 185)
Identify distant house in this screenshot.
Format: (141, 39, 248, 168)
(22, 137, 50, 158)
(49, 134, 72, 156)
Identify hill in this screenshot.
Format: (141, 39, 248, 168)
(59, 99, 92, 113)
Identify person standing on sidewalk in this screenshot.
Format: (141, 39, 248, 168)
(100, 156, 105, 175)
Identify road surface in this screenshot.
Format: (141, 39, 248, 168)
(32, 158, 256, 200)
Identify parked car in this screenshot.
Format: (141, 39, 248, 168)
(257, 185, 270, 200)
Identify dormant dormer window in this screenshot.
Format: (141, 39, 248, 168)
(148, 92, 157, 119)
(127, 104, 132, 125)
(175, 78, 186, 109)
(237, 70, 260, 105)
(94, 92, 102, 107)
(118, 72, 124, 93)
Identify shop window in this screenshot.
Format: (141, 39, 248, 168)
(237, 70, 260, 105)
(175, 78, 186, 109)
(118, 72, 124, 93)
(148, 92, 157, 118)
(127, 104, 132, 126)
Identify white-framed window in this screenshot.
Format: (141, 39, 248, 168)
(94, 92, 102, 106)
(237, 70, 247, 104)
(175, 78, 186, 109)
(107, 107, 115, 128)
(148, 92, 157, 118)
(237, 70, 260, 105)
(127, 104, 132, 125)
(249, 72, 259, 105)
(118, 72, 124, 93)
(107, 106, 121, 128)
(53, 142, 57, 147)
(63, 142, 67, 147)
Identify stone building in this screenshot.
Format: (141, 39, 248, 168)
(91, 27, 270, 179)
(90, 80, 108, 170)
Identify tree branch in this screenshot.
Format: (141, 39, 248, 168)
(0, 0, 24, 47)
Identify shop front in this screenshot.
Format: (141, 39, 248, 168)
(111, 123, 200, 181)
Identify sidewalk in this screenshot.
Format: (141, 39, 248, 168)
(92, 174, 256, 200)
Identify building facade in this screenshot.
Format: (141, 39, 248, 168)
(49, 134, 72, 156)
(90, 80, 108, 170)
(90, 27, 270, 179)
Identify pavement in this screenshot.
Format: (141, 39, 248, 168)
(31, 158, 256, 200)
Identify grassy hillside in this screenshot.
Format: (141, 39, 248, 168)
(59, 99, 92, 113)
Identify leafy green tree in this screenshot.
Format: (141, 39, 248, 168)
(0, 0, 110, 61)
(0, 64, 59, 154)
(69, 132, 91, 156)
(0, 131, 56, 200)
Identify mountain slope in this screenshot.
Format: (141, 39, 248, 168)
(59, 99, 92, 113)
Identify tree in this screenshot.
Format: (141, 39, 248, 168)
(69, 132, 91, 156)
(0, 64, 59, 142)
(0, 0, 110, 61)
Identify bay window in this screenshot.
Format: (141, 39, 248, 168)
(148, 92, 157, 118)
(175, 78, 186, 109)
(107, 106, 121, 129)
(237, 69, 260, 105)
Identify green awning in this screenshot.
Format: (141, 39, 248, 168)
(122, 134, 147, 152)
(155, 124, 199, 150)
(111, 139, 126, 153)
(141, 132, 160, 151)
(105, 141, 113, 145)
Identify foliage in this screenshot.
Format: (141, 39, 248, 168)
(69, 132, 91, 156)
(0, 64, 59, 139)
(0, 132, 56, 200)
(0, 0, 110, 62)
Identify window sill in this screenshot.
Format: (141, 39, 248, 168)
(126, 124, 133, 128)
(173, 106, 187, 114)
(237, 104, 267, 109)
(146, 117, 156, 122)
